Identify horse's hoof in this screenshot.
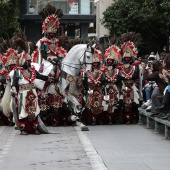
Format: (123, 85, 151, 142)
(15, 126, 20, 130)
(81, 126, 89, 131)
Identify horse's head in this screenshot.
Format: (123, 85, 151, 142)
(80, 44, 94, 72)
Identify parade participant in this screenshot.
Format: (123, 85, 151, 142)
(0, 54, 10, 125)
(82, 49, 104, 125)
(0, 48, 19, 124)
(119, 41, 140, 124)
(34, 4, 67, 126)
(103, 45, 121, 124)
(0, 54, 8, 100)
(10, 51, 54, 135)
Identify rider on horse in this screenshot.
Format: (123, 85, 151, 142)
(35, 4, 67, 126)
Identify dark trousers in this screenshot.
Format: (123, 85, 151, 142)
(162, 89, 170, 111)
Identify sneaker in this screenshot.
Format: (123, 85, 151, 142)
(141, 100, 151, 109)
(141, 104, 148, 109)
(146, 105, 152, 112)
(144, 100, 152, 107)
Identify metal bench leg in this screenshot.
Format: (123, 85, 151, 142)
(137, 113, 143, 125)
(165, 125, 169, 140)
(154, 121, 159, 133)
(146, 117, 150, 129)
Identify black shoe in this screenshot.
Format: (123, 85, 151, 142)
(156, 113, 167, 118)
(146, 109, 151, 112)
(149, 113, 159, 116)
(159, 105, 168, 111)
(161, 115, 168, 120)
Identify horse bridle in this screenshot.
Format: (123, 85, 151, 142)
(62, 46, 94, 69)
(81, 46, 94, 67)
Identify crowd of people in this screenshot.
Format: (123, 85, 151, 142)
(140, 51, 170, 120)
(0, 3, 170, 136)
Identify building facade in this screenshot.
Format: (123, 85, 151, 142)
(19, 0, 96, 41)
(95, 0, 114, 38)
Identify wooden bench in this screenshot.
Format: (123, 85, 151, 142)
(138, 108, 170, 139)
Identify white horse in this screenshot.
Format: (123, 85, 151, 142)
(32, 44, 94, 130)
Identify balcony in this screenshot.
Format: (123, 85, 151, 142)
(27, 0, 94, 15)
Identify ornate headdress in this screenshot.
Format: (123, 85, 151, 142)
(121, 41, 138, 58)
(121, 41, 138, 65)
(39, 4, 63, 34)
(3, 48, 18, 66)
(104, 45, 121, 61)
(92, 49, 102, 63)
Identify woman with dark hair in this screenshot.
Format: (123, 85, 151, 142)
(157, 54, 170, 119)
(145, 60, 167, 115)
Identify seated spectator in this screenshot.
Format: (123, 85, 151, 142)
(148, 52, 156, 61)
(160, 52, 167, 63)
(141, 81, 154, 109)
(141, 57, 155, 110)
(157, 54, 170, 119)
(144, 60, 167, 115)
(141, 62, 153, 109)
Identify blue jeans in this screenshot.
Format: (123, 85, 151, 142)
(145, 87, 153, 101)
(151, 87, 162, 113)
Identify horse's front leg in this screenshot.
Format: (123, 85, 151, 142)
(62, 90, 89, 131)
(75, 107, 89, 131)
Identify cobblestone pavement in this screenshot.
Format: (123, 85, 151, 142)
(85, 125, 170, 170)
(0, 126, 92, 170)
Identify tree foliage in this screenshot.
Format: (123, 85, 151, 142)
(102, 0, 170, 55)
(0, 0, 19, 40)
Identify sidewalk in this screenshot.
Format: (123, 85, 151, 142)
(0, 126, 92, 170)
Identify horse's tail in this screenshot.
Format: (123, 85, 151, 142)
(0, 82, 11, 117)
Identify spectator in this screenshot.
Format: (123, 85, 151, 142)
(157, 54, 170, 118)
(144, 60, 167, 115)
(141, 61, 153, 109)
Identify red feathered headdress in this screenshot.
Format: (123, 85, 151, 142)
(104, 45, 121, 61)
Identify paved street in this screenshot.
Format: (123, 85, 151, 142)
(0, 124, 170, 170)
(85, 125, 170, 170)
(0, 126, 92, 170)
